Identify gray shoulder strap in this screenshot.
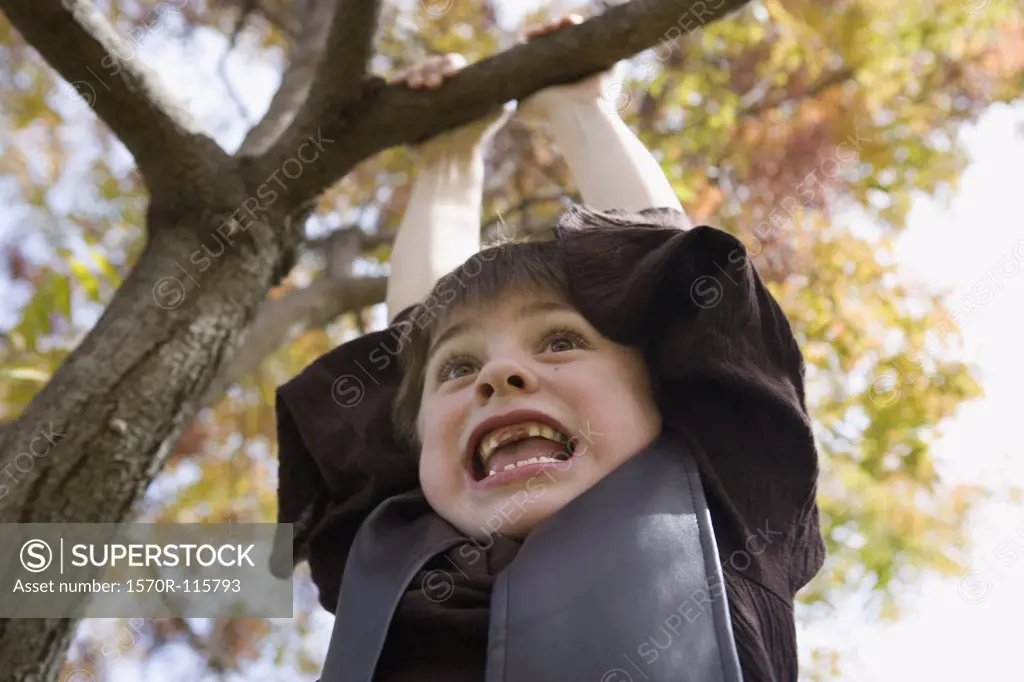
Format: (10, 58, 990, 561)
(318, 490, 464, 682)
(487, 430, 743, 682)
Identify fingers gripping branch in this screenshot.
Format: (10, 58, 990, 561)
(0, 0, 226, 188)
(260, 0, 752, 207)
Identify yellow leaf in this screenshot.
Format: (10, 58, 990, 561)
(69, 258, 101, 302)
(89, 248, 121, 284)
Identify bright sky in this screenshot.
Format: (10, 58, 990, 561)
(5, 2, 1022, 679)
(799, 102, 1024, 680)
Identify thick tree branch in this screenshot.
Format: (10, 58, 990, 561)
(0, 0, 226, 189)
(264, 0, 383, 161)
(308, 0, 382, 108)
(265, 0, 751, 204)
(236, 0, 337, 156)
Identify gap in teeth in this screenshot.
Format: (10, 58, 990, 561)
(478, 421, 569, 465)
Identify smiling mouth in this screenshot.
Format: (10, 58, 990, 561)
(470, 420, 580, 482)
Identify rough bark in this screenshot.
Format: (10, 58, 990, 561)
(0, 0, 751, 678)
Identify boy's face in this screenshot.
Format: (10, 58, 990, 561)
(416, 290, 662, 541)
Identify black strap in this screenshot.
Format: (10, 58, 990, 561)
(486, 430, 743, 682)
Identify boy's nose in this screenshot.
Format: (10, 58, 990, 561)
(475, 358, 537, 402)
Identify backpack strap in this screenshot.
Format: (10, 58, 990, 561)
(318, 490, 464, 682)
(487, 429, 743, 682)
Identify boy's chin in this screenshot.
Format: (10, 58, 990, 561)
(461, 491, 581, 543)
(491, 508, 552, 541)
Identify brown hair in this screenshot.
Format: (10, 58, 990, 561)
(391, 233, 572, 451)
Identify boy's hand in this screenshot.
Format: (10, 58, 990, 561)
(514, 14, 611, 128)
(393, 53, 512, 161)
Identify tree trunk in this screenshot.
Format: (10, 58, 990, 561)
(0, 166, 308, 678)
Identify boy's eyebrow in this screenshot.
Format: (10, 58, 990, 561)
(427, 299, 574, 359)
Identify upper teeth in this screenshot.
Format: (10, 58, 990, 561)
(476, 420, 569, 465)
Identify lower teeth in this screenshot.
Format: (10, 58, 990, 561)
(487, 453, 573, 477)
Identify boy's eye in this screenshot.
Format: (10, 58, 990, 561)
(543, 329, 589, 353)
(438, 358, 477, 383)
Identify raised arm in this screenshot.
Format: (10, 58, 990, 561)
(386, 54, 511, 321)
(515, 16, 690, 222)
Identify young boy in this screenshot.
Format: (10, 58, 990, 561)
(274, 16, 824, 682)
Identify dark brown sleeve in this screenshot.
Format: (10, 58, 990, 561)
(271, 326, 420, 611)
(555, 206, 824, 597)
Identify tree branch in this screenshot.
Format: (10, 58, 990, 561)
(203, 274, 387, 404)
(481, 193, 576, 239)
(217, 1, 256, 125)
(739, 66, 856, 119)
(303, 225, 392, 261)
(264, 0, 752, 204)
(200, 228, 388, 405)
(0, 0, 226, 189)
(309, 0, 382, 108)
(235, 0, 337, 156)
(261, 0, 383, 161)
